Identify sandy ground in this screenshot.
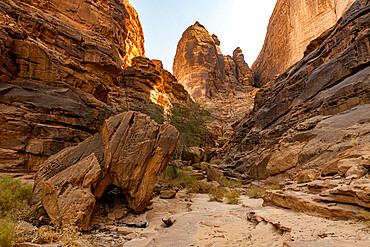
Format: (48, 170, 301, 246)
(118, 192, 369, 247)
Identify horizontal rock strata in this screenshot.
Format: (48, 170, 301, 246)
(263, 178, 370, 220)
(0, 0, 191, 173)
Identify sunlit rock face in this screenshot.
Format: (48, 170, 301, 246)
(0, 0, 181, 173)
(173, 22, 253, 102)
(223, 0, 369, 181)
(252, 0, 356, 87)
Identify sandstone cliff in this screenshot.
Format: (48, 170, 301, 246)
(173, 22, 253, 102)
(252, 0, 357, 86)
(0, 0, 190, 173)
(173, 22, 257, 148)
(223, 0, 369, 181)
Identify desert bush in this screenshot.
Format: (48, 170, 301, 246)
(183, 167, 193, 172)
(0, 218, 16, 247)
(225, 190, 241, 204)
(31, 225, 92, 247)
(160, 167, 212, 194)
(210, 159, 222, 165)
(216, 176, 242, 188)
(169, 103, 211, 156)
(209, 187, 226, 202)
(245, 185, 266, 199)
(361, 210, 370, 228)
(165, 165, 179, 180)
(0, 177, 32, 247)
(135, 100, 165, 124)
(270, 184, 280, 190)
(0, 176, 32, 218)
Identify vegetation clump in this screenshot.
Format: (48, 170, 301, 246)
(160, 166, 213, 194)
(225, 190, 241, 204)
(245, 185, 266, 199)
(0, 176, 33, 247)
(0, 218, 16, 247)
(169, 103, 212, 156)
(210, 159, 222, 165)
(0, 176, 32, 218)
(216, 176, 242, 189)
(159, 166, 241, 204)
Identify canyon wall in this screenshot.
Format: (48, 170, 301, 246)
(223, 0, 369, 181)
(0, 0, 189, 173)
(173, 22, 253, 102)
(252, 0, 357, 86)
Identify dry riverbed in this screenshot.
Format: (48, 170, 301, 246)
(79, 191, 369, 247)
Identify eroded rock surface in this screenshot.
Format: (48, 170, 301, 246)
(224, 0, 370, 181)
(0, 0, 144, 172)
(252, 0, 356, 86)
(90, 193, 369, 246)
(0, 1, 191, 174)
(31, 111, 179, 230)
(263, 177, 370, 220)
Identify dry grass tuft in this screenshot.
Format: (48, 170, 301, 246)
(245, 185, 266, 199)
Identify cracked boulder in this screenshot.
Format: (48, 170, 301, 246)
(31, 111, 179, 230)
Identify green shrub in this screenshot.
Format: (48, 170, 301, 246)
(135, 100, 165, 124)
(210, 159, 222, 165)
(0, 176, 32, 218)
(183, 167, 193, 172)
(225, 190, 240, 204)
(169, 103, 212, 156)
(245, 185, 266, 199)
(0, 218, 16, 247)
(209, 187, 226, 202)
(361, 210, 370, 228)
(216, 176, 242, 188)
(165, 165, 179, 180)
(270, 184, 280, 190)
(159, 168, 212, 194)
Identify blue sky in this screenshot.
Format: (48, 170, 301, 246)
(130, 0, 277, 72)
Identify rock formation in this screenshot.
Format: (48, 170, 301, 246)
(252, 0, 357, 86)
(0, 0, 190, 173)
(173, 21, 253, 102)
(223, 0, 369, 181)
(173, 22, 258, 148)
(31, 111, 179, 230)
(263, 178, 370, 219)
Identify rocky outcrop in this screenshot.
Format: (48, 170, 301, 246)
(151, 59, 193, 104)
(0, 0, 143, 172)
(233, 47, 254, 86)
(223, 0, 370, 180)
(173, 22, 258, 148)
(173, 22, 254, 102)
(31, 111, 179, 230)
(252, 0, 356, 86)
(263, 177, 370, 220)
(0, 1, 191, 173)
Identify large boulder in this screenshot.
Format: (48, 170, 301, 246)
(31, 111, 179, 230)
